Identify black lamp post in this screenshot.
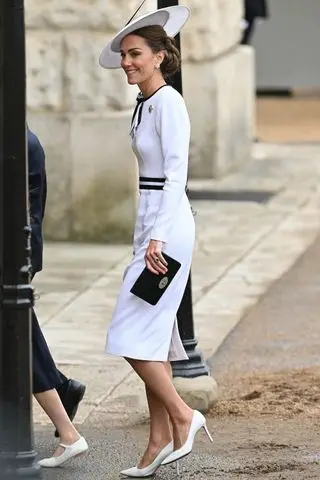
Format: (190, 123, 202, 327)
(0, 0, 42, 477)
(157, 0, 209, 378)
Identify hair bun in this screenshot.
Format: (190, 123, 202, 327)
(161, 36, 181, 79)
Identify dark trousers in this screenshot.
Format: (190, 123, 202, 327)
(31, 273, 67, 394)
(32, 309, 67, 393)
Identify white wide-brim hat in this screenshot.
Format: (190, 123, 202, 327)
(99, 5, 190, 69)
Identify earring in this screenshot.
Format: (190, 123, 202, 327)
(155, 65, 160, 70)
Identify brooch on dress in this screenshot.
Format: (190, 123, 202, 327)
(148, 105, 154, 114)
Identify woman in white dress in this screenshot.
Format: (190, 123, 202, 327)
(99, 5, 212, 477)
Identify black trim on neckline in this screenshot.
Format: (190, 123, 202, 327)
(131, 85, 170, 131)
(140, 84, 170, 102)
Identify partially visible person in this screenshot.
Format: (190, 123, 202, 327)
(28, 128, 88, 467)
(241, 0, 269, 45)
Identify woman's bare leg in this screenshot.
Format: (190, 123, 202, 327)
(138, 362, 173, 468)
(35, 389, 80, 457)
(127, 359, 193, 451)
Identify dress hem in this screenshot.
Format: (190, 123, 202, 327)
(105, 343, 188, 362)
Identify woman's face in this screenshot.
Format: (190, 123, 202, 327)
(120, 34, 163, 85)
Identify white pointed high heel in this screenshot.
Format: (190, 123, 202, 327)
(38, 436, 88, 468)
(161, 410, 213, 466)
(120, 441, 173, 477)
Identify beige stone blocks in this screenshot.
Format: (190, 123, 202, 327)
(182, 0, 243, 61)
(64, 32, 137, 112)
(27, 113, 72, 239)
(26, 31, 138, 113)
(212, 45, 255, 177)
(185, 46, 255, 178)
(69, 112, 137, 242)
(26, 0, 143, 30)
(27, 112, 137, 242)
(26, 32, 64, 111)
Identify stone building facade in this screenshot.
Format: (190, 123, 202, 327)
(26, 0, 254, 242)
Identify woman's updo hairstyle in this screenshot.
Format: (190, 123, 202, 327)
(131, 25, 181, 80)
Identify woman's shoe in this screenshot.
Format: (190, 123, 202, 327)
(120, 441, 173, 477)
(38, 436, 88, 468)
(161, 410, 213, 466)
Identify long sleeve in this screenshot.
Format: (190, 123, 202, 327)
(151, 90, 191, 243)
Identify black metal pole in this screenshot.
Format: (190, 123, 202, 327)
(157, 0, 209, 377)
(0, 0, 42, 477)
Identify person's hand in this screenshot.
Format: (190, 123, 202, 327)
(145, 240, 168, 275)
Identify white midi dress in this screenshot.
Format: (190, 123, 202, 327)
(106, 85, 195, 361)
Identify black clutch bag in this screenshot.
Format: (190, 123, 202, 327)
(130, 253, 181, 305)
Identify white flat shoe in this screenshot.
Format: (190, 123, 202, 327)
(38, 436, 88, 468)
(121, 441, 173, 477)
(161, 410, 213, 466)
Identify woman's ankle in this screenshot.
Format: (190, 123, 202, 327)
(59, 431, 81, 445)
(170, 407, 193, 428)
(148, 434, 172, 450)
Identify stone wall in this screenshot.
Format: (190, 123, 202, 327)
(26, 0, 254, 242)
(181, 0, 254, 178)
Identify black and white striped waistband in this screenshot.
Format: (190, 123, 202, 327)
(139, 177, 165, 190)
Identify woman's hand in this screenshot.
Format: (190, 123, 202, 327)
(145, 240, 168, 275)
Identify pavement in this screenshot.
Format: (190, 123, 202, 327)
(33, 141, 320, 429)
